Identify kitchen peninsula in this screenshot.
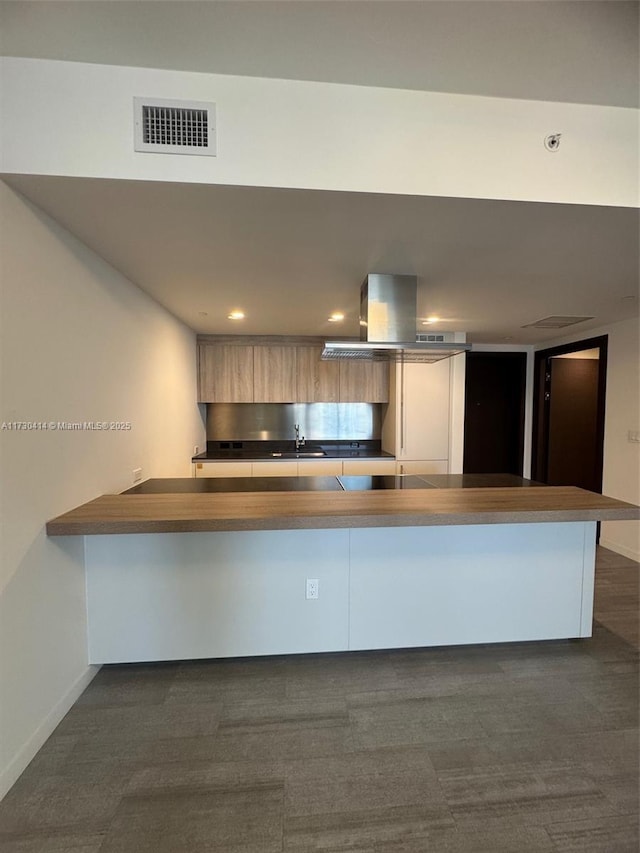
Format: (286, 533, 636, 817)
(47, 476, 639, 665)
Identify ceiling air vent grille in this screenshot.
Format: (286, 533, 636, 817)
(522, 316, 594, 329)
(134, 97, 216, 156)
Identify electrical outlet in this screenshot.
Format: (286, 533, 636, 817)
(306, 578, 319, 600)
(194, 445, 200, 455)
(132, 467, 143, 483)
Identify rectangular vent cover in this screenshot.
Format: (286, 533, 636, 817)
(134, 97, 216, 156)
(416, 334, 445, 342)
(522, 316, 594, 329)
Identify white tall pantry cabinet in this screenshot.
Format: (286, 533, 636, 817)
(382, 352, 466, 474)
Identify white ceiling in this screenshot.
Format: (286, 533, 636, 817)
(6, 175, 638, 343)
(1, 1, 638, 344)
(1, 1, 638, 107)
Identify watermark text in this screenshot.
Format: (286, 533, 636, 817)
(2, 421, 132, 431)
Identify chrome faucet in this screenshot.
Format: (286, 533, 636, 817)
(294, 423, 305, 450)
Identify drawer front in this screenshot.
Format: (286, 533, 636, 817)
(342, 459, 397, 476)
(297, 459, 344, 477)
(194, 462, 253, 478)
(195, 458, 399, 478)
(251, 461, 299, 477)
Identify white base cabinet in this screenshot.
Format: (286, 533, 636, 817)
(349, 523, 593, 649)
(194, 459, 395, 478)
(86, 521, 596, 663)
(88, 530, 350, 661)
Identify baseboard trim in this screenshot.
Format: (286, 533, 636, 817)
(599, 538, 640, 563)
(0, 664, 100, 801)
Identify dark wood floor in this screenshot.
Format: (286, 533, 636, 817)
(1, 547, 638, 852)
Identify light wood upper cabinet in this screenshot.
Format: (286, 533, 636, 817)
(253, 346, 297, 402)
(197, 338, 390, 403)
(198, 344, 254, 402)
(296, 346, 340, 402)
(339, 360, 389, 403)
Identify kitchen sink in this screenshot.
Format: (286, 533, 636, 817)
(270, 450, 326, 458)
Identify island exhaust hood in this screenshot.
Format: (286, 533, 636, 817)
(321, 274, 471, 363)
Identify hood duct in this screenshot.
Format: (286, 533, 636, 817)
(322, 274, 471, 363)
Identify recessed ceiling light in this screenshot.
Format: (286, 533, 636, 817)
(328, 312, 345, 322)
(421, 316, 440, 325)
(227, 310, 245, 320)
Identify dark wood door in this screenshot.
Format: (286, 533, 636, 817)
(547, 357, 600, 490)
(463, 352, 526, 475)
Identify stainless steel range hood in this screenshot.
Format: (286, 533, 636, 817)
(322, 274, 471, 363)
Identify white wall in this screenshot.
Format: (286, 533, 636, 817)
(0, 181, 205, 798)
(1, 58, 637, 207)
(535, 317, 640, 560)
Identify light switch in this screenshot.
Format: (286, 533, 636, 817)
(628, 430, 640, 443)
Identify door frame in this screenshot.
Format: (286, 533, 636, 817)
(531, 335, 608, 491)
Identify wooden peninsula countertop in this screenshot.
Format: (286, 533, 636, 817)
(46, 486, 640, 536)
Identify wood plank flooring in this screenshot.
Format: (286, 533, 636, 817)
(1, 547, 638, 852)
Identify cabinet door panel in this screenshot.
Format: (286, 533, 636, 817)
(400, 360, 450, 459)
(254, 346, 297, 402)
(339, 361, 389, 402)
(198, 344, 254, 402)
(296, 347, 340, 402)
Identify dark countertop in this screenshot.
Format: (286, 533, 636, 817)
(420, 474, 544, 489)
(123, 474, 542, 495)
(192, 440, 394, 462)
(338, 475, 436, 491)
(123, 477, 343, 494)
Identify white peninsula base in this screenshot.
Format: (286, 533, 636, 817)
(85, 521, 596, 664)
